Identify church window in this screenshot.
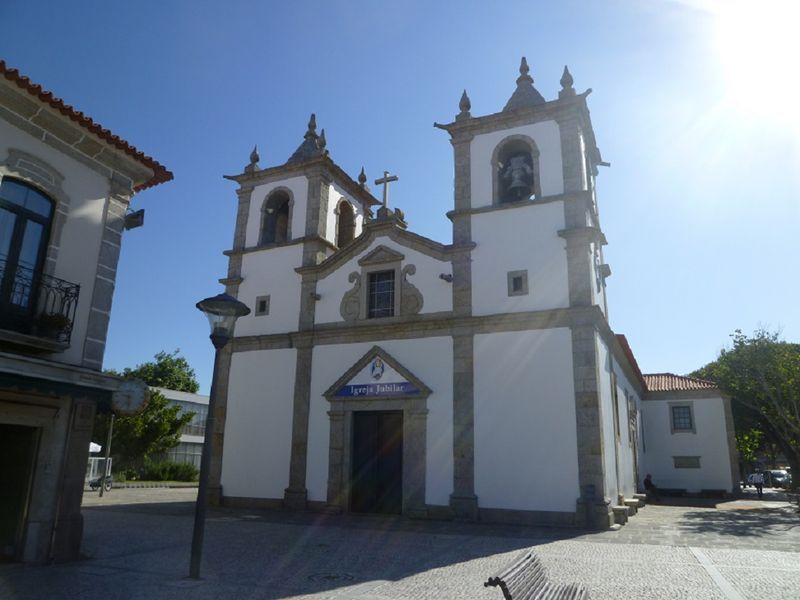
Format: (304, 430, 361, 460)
(336, 200, 356, 247)
(0, 178, 54, 320)
(367, 270, 395, 318)
(673, 456, 700, 469)
(260, 190, 291, 245)
(492, 136, 541, 205)
(670, 404, 695, 434)
(507, 270, 528, 296)
(255, 295, 270, 316)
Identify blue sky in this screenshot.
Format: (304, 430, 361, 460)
(2, 0, 798, 392)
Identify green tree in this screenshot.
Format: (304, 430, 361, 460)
(693, 329, 800, 486)
(110, 349, 200, 393)
(96, 350, 198, 472)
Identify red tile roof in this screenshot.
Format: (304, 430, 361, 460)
(1, 60, 172, 191)
(643, 373, 718, 392)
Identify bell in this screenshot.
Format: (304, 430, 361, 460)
(504, 154, 533, 199)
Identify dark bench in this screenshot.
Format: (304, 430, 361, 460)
(484, 550, 590, 599)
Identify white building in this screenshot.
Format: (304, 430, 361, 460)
(154, 387, 209, 468)
(209, 59, 738, 528)
(0, 61, 171, 562)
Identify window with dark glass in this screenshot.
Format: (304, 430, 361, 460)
(367, 270, 394, 318)
(671, 405, 693, 432)
(0, 178, 53, 321)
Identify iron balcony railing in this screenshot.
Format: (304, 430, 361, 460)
(0, 258, 80, 345)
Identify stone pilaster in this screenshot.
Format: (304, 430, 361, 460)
(450, 330, 478, 519)
(284, 342, 313, 509)
(80, 178, 131, 370)
(207, 344, 233, 505)
(448, 132, 478, 519)
(556, 110, 585, 194)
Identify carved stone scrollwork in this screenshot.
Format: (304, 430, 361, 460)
(400, 264, 423, 315)
(339, 271, 361, 321)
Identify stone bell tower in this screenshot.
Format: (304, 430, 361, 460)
(436, 58, 615, 528)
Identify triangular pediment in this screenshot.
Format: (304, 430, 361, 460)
(357, 244, 405, 267)
(324, 346, 431, 400)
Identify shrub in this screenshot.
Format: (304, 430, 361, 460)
(140, 459, 198, 481)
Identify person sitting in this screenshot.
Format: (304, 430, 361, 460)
(644, 473, 660, 502)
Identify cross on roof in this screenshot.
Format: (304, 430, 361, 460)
(374, 171, 398, 209)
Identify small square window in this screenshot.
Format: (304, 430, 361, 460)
(367, 270, 395, 318)
(255, 295, 270, 316)
(507, 270, 529, 297)
(673, 456, 701, 469)
(671, 405, 694, 433)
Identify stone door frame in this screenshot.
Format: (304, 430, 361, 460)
(323, 346, 431, 517)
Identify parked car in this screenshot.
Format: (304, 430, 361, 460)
(768, 470, 790, 488)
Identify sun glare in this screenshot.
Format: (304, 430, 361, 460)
(713, 0, 800, 129)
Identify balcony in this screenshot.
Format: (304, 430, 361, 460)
(0, 259, 80, 352)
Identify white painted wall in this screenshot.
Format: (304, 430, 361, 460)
(470, 120, 565, 208)
(473, 328, 579, 512)
(640, 395, 734, 492)
(235, 244, 303, 336)
(595, 335, 619, 502)
(245, 176, 308, 247)
(307, 337, 454, 506)
(471, 201, 569, 316)
(315, 237, 452, 324)
(1, 120, 113, 367)
(325, 181, 368, 246)
(611, 361, 641, 499)
(221, 348, 297, 499)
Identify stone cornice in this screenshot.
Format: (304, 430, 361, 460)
(223, 234, 338, 258)
(557, 226, 607, 246)
(447, 190, 593, 221)
(224, 154, 380, 208)
(435, 93, 589, 138)
(230, 306, 602, 353)
(295, 222, 472, 279)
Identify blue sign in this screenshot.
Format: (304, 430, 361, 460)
(336, 381, 420, 397)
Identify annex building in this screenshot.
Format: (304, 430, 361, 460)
(209, 59, 738, 528)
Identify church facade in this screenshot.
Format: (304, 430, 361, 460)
(209, 59, 738, 529)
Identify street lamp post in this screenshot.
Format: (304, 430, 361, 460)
(190, 292, 250, 579)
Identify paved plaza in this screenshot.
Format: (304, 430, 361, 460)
(1, 487, 798, 599)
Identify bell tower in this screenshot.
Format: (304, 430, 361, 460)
(436, 58, 615, 528)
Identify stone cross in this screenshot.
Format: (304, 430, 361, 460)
(374, 171, 399, 209)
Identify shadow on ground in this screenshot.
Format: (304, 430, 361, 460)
(678, 505, 800, 538)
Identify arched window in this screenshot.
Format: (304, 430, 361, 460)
(492, 136, 541, 204)
(336, 200, 355, 247)
(0, 178, 54, 317)
(260, 190, 291, 245)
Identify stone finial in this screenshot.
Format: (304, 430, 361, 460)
(456, 89, 472, 121)
(519, 56, 530, 79)
(503, 56, 546, 112)
(319, 128, 327, 151)
(245, 144, 260, 173)
(358, 166, 369, 189)
(559, 65, 576, 99)
(287, 113, 325, 164)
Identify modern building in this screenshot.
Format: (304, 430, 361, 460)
(208, 58, 737, 528)
(0, 61, 171, 562)
(154, 387, 209, 469)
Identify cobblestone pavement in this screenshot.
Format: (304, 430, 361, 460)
(1, 487, 798, 599)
